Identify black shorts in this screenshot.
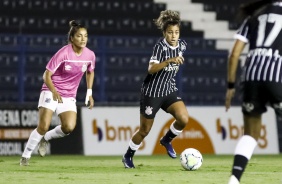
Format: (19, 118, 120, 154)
(241, 81, 282, 116)
(140, 91, 183, 119)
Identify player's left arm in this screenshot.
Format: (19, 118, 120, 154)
(85, 70, 94, 109)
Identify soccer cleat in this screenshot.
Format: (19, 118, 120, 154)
(122, 155, 135, 168)
(20, 157, 29, 166)
(228, 175, 240, 184)
(160, 137, 177, 158)
(38, 137, 48, 157)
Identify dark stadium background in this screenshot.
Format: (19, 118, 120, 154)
(0, 0, 281, 153)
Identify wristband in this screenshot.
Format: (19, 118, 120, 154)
(85, 89, 92, 105)
(227, 82, 235, 89)
(86, 89, 92, 96)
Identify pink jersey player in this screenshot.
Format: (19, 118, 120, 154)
(41, 44, 95, 98)
(21, 20, 95, 166)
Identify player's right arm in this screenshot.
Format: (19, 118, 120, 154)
(43, 70, 63, 103)
(225, 39, 246, 111)
(147, 44, 183, 74)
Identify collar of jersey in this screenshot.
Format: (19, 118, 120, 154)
(163, 38, 179, 50)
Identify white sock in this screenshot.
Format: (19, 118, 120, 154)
(129, 139, 142, 151)
(234, 135, 257, 160)
(228, 175, 240, 184)
(44, 125, 67, 141)
(170, 122, 182, 136)
(22, 129, 43, 158)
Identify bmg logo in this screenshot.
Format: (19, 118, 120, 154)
(92, 119, 140, 142)
(216, 118, 268, 149)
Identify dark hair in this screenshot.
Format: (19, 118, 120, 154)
(68, 20, 87, 43)
(154, 10, 181, 32)
(237, 0, 281, 21)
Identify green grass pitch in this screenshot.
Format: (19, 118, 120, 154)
(0, 154, 281, 184)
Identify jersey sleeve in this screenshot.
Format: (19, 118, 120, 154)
(87, 51, 96, 72)
(46, 48, 66, 73)
(149, 44, 162, 64)
(234, 17, 250, 43)
(179, 40, 187, 56)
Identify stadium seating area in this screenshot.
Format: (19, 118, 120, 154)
(191, 0, 247, 30)
(0, 0, 242, 106)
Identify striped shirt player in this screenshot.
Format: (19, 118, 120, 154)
(236, 2, 282, 83)
(122, 10, 190, 169)
(231, 1, 282, 115)
(142, 38, 187, 97)
(226, 2, 282, 184)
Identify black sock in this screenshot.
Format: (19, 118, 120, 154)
(124, 147, 136, 158)
(162, 129, 177, 142)
(231, 155, 248, 181)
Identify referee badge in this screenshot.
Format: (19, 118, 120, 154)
(145, 106, 153, 115)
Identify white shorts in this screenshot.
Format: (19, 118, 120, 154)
(38, 91, 77, 115)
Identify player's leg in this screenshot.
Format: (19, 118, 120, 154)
(228, 82, 265, 184)
(20, 91, 56, 165)
(160, 93, 189, 158)
(228, 115, 261, 184)
(38, 97, 77, 157)
(122, 115, 154, 168)
(122, 94, 160, 168)
(20, 107, 53, 165)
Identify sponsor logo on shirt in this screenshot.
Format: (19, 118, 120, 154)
(164, 65, 179, 72)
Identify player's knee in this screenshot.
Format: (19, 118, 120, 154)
(61, 124, 75, 134)
(175, 114, 189, 128)
(37, 123, 50, 134)
(139, 129, 150, 138)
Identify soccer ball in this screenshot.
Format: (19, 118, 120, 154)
(180, 148, 203, 171)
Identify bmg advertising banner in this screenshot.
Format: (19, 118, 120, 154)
(81, 106, 279, 155)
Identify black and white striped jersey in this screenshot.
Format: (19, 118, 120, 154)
(141, 38, 187, 97)
(235, 2, 282, 82)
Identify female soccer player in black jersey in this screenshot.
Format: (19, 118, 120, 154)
(122, 10, 189, 168)
(226, 1, 282, 183)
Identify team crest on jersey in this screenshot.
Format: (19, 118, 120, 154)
(145, 106, 153, 115)
(163, 46, 168, 51)
(82, 63, 87, 72)
(242, 102, 254, 112)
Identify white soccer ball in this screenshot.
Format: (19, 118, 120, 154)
(180, 148, 203, 171)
